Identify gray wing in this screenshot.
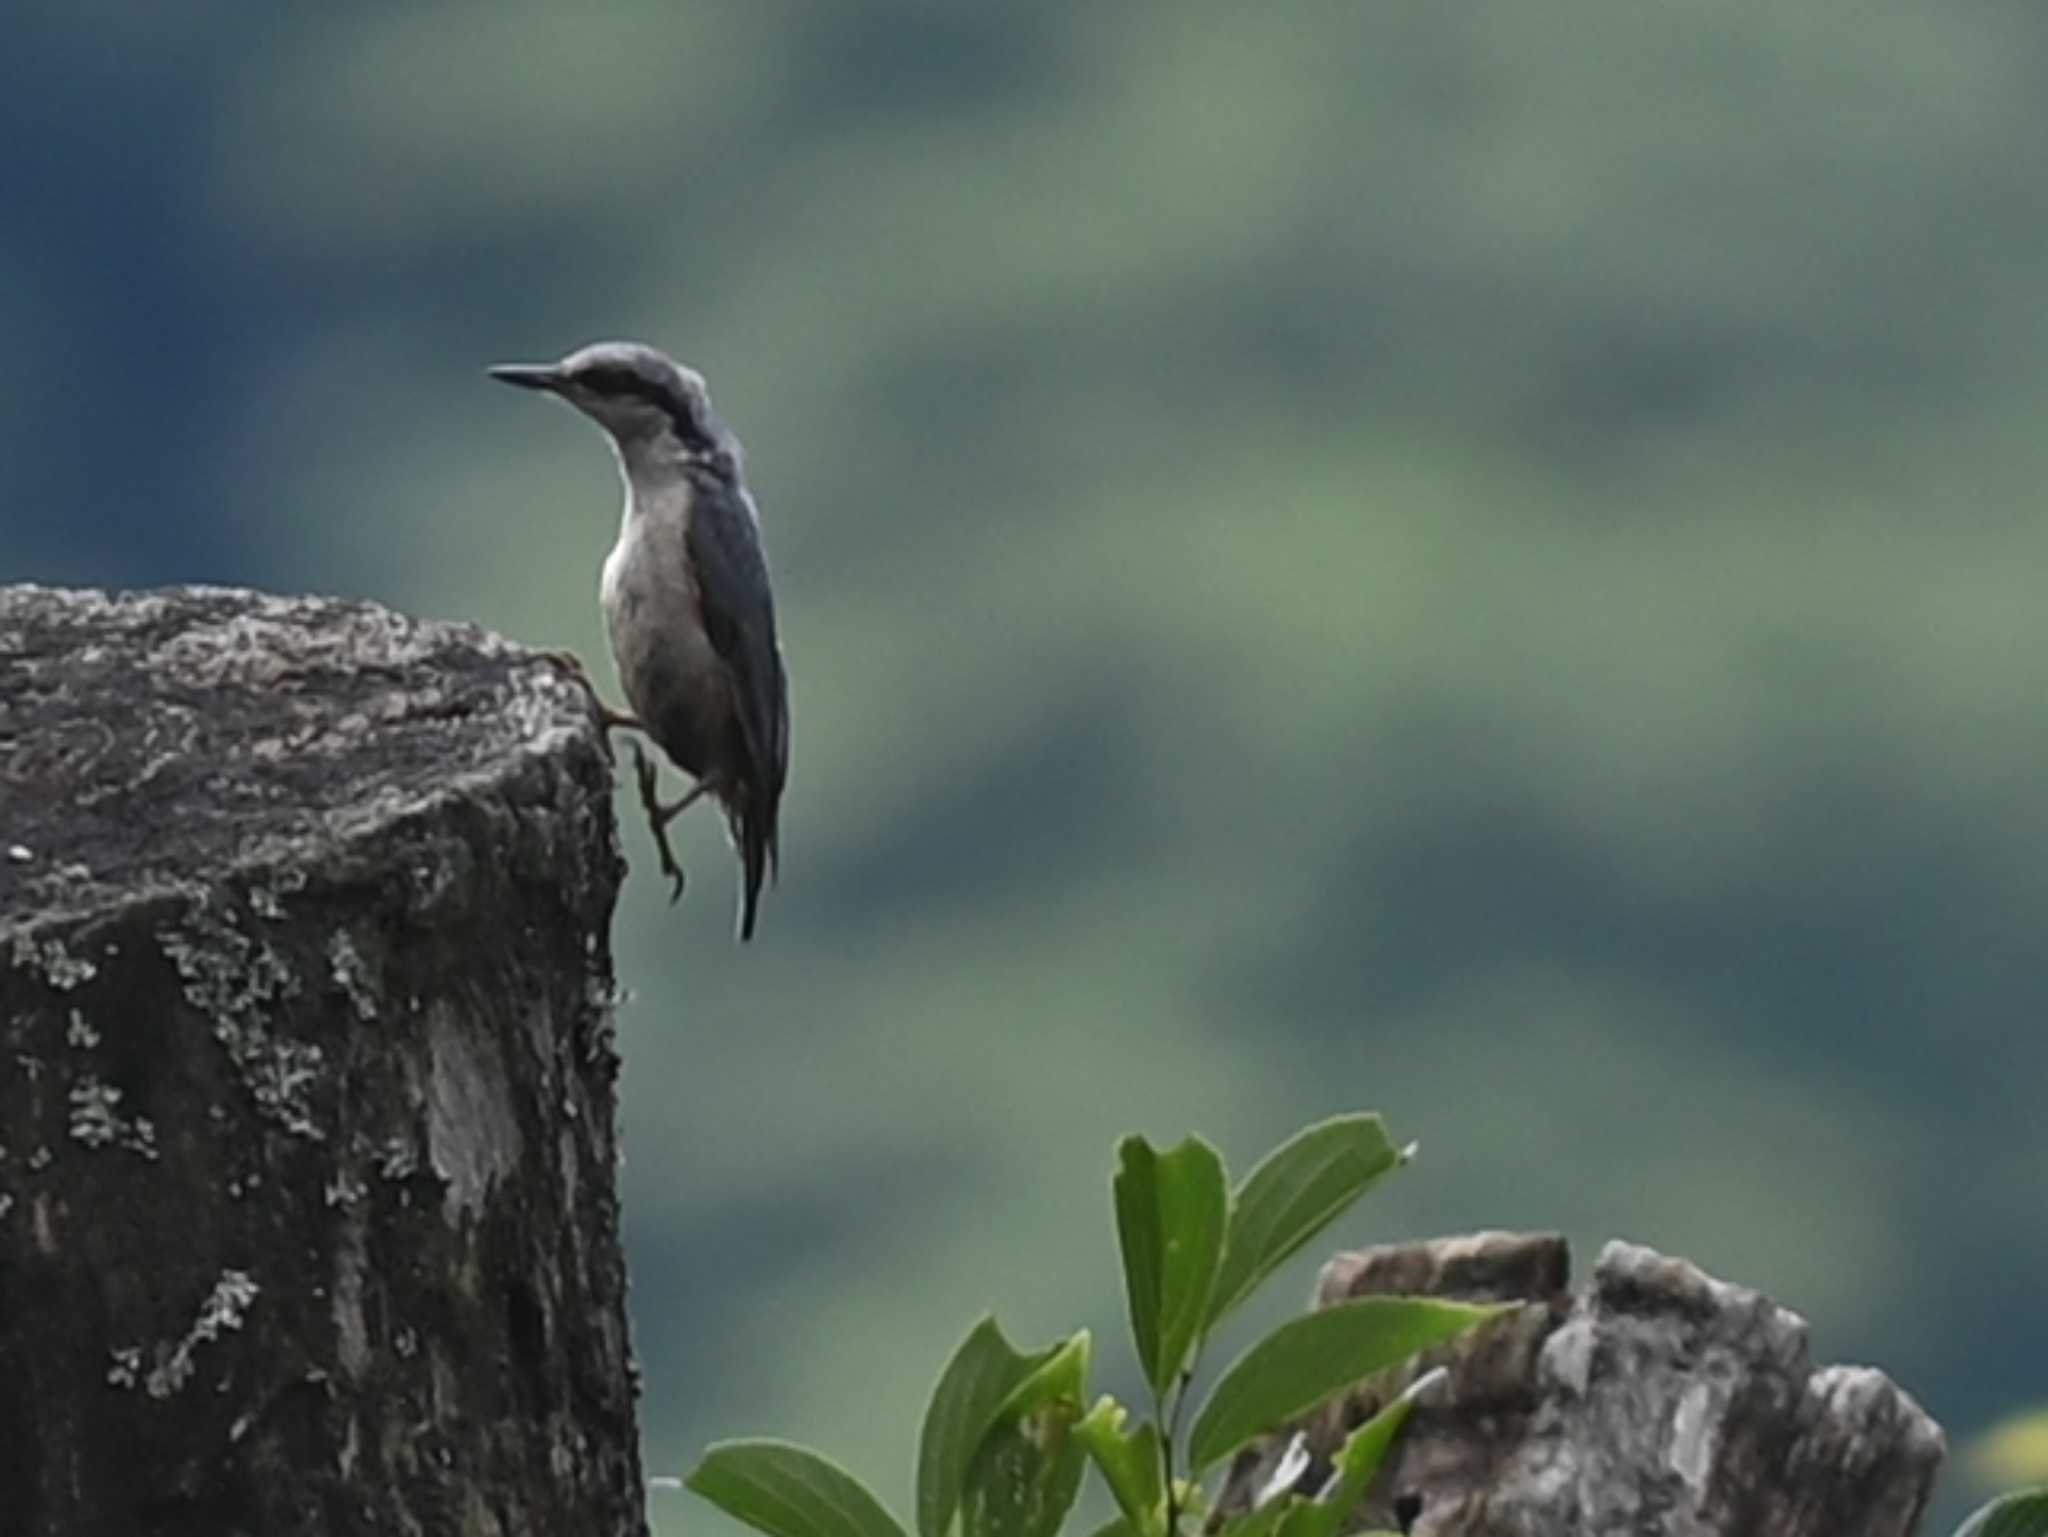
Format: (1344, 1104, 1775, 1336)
(685, 467, 788, 918)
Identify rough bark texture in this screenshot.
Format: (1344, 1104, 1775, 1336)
(0, 584, 643, 1537)
(1215, 1232, 1944, 1537)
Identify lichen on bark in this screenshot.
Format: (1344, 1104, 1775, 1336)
(0, 583, 646, 1537)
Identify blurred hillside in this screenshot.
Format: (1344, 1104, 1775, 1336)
(7, 4, 2047, 1529)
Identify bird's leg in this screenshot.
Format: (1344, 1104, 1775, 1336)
(538, 649, 642, 762)
(629, 741, 719, 904)
(630, 742, 684, 898)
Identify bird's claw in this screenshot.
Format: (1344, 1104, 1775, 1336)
(538, 649, 642, 767)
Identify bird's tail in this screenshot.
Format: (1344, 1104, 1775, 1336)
(733, 790, 780, 942)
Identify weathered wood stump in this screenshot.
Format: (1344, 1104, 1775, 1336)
(0, 584, 643, 1537)
(1215, 1232, 1944, 1537)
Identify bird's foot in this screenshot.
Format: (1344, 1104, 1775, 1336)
(630, 740, 687, 903)
(538, 649, 643, 764)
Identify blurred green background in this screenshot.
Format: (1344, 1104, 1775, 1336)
(8, 3, 2044, 1528)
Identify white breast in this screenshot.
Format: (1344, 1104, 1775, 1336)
(598, 480, 726, 753)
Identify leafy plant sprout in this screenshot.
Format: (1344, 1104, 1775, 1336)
(683, 1113, 1508, 1537)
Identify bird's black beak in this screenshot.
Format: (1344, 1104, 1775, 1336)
(487, 363, 568, 393)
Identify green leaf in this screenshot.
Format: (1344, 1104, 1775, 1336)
(1957, 1489, 2048, 1537)
(1206, 1115, 1407, 1331)
(1074, 1396, 1166, 1537)
(687, 1440, 909, 1537)
(1274, 1504, 1329, 1537)
(1224, 1506, 1403, 1537)
(1213, 1495, 1295, 1537)
(995, 1329, 1091, 1424)
(919, 1318, 1090, 1537)
(1187, 1298, 1506, 1472)
(1270, 1368, 1447, 1537)
(1319, 1367, 1441, 1514)
(959, 1401, 1088, 1537)
(1113, 1134, 1230, 1398)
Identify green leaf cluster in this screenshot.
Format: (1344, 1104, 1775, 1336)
(686, 1114, 1505, 1537)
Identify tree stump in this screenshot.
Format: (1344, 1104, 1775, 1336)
(0, 584, 644, 1537)
(1215, 1232, 1944, 1537)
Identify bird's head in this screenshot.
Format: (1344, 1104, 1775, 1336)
(489, 340, 731, 464)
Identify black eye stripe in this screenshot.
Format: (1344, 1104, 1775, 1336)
(577, 365, 642, 396)
(571, 363, 712, 446)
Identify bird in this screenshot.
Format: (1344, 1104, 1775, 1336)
(489, 341, 789, 940)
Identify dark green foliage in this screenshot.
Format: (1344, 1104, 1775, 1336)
(1956, 1490, 2048, 1537)
(688, 1116, 1498, 1537)
(1187, 1300, 1499, 1473)
(1113, 1135, 1228, 1400)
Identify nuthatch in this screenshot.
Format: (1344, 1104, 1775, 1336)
(490, 341, 789, 940)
